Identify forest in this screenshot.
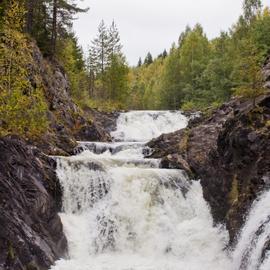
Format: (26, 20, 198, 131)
(0, 0, 270, 136)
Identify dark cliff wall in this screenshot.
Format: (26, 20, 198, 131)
(0, 136, 67, 270)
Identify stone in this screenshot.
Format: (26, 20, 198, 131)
(0, 136, 67, 270)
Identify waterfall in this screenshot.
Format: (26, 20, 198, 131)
(111, 111, 188, 142)
(51, 111, 233, 270)
(232, 190, 270, 270)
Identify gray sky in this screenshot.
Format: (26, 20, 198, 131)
(73, 0, 269, 66)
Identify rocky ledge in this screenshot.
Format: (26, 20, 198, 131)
(147, 93, 270, 243)
(0, 136, 67, 270)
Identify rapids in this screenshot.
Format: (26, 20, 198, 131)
(51, 111, 270, 270)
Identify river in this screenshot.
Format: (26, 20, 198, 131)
(51, 111, 270, 270)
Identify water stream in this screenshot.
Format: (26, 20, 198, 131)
(51, 111, 270, 270)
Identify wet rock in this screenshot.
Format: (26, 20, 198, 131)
(0, 136, 67, 270)
(147, 93, 270, 243)
(75, 122, 112, 142)
(160, 154, 192, 176)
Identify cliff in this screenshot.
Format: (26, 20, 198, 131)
(26, 42, 116, 156)
(0, 136, 67, 269)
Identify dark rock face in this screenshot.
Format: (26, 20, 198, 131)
(0, 136, 67, 270)
(74, 109, 119, 142)
(28, 42, 115, 155)
(147, 94, 270, 242)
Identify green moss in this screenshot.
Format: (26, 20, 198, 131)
(229, 174, 239, 205)
(8, 243, 15, 260)
(26, 262, 38, 270)
(178, 129, 190, 154)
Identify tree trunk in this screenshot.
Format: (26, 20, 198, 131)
(26, 0, 34, 34)
(51, 0, 58, 56)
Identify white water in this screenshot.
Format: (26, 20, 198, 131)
(232, 189, 270, 270)
(111, 111, 188, 141)
(50, 110, 270, 270)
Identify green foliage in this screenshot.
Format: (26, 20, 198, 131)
(0, 0, 48, 138)
(181, 101, 197, 111)
(87, 20, 129, 108)
(104, 54, 129, 102)
(127, 1, 270, 110)
(57, 34, 89, 101)
(144, 52, 153, 66)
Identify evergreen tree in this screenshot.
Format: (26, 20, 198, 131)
(89, 20, 110, 75)
(137, 57, 142, 67)
(104, 54, 129, 101)
(108, 21, 122, 57)
(162, 49, 168, 58)
(144, 52, 153, 66)
(87, 20, 129, 104)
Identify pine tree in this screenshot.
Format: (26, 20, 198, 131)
(144, 52, 153, 66)
(104, 54, 129, 101)
(89, 20, 110, 75)
(162, 49, 168, 58)
(137, 57, 142, 67)
(108, 21, 122, 57)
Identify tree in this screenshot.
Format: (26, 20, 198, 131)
(104, 55, 129, 102)
(57, 33, 88, 100)
(51, 0, 58, 55)
(89, 20, 110, 75)
(162, 49, 168, 58)
(202, 32, 234, 103)
(243, 0, 262, 23)
(144, 52, 153, 66)
(50, 0, 88, 56)
(178, 24, 211, 105)
(108, 21, 122, 56)
(233, 37, 265, 106)
(0, 0, 48, 137)
(26, 0, 35, 33)
(87, 20, 129, 104)
(137, 57, 142, 67)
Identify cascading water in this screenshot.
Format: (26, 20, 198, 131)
(51, 111, 235, 270)
(110, 111, 188, 142)
(232, 189, 270, 270)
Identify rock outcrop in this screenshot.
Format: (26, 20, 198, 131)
(27, 42, 116, 156)
(147, 93, 270, 242)
(0, 136, 67, 270)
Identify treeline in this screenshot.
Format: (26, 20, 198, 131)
(1, 0, 270, 138)
(128, 0, 270, 110)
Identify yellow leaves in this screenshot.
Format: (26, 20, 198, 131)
(262, 6, 270, 17)
(0, 1, 49, 138)
(3, 0, 26, 32)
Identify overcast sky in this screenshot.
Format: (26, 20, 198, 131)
(73, 0, 269, 66)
